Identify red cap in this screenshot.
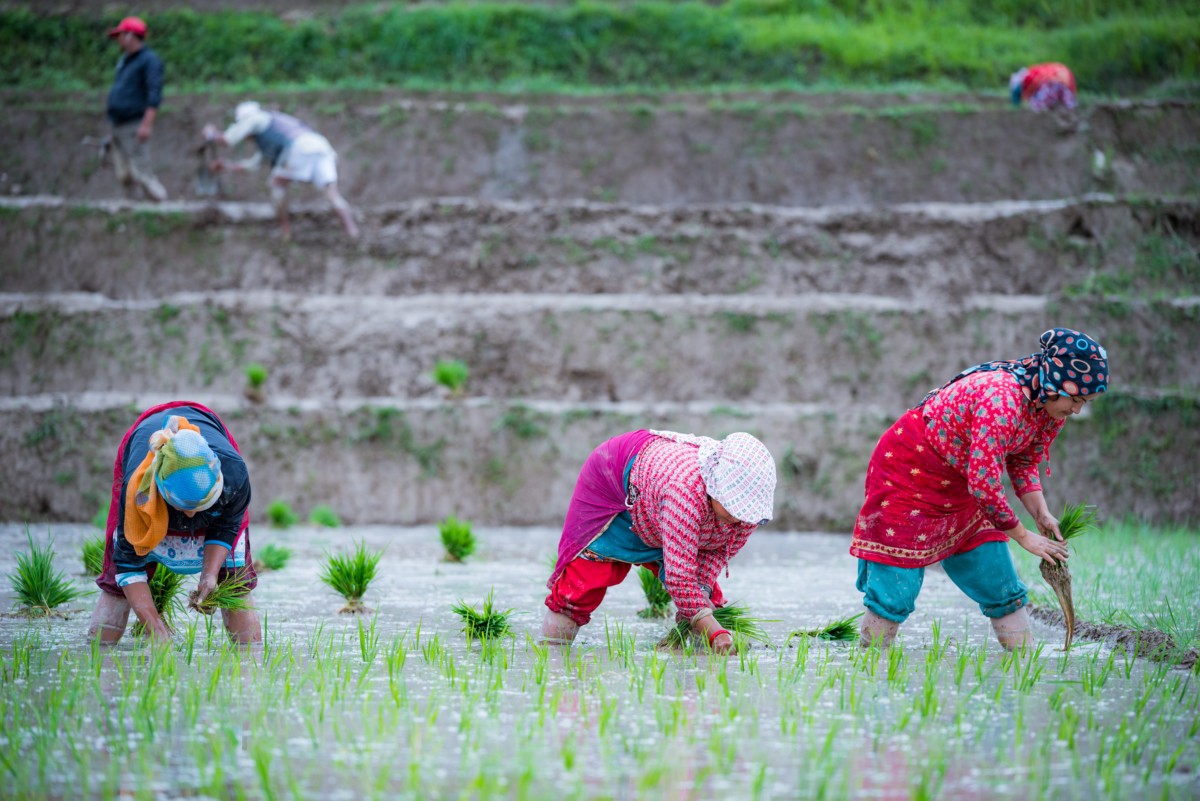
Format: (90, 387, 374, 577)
(107, 17, 147, 38)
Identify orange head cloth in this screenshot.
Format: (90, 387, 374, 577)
(123, 416, 203, 556)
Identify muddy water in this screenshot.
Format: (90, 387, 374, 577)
(0, 524, 1196, 800)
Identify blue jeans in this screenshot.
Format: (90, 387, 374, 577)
(856, 541, 1028, 623)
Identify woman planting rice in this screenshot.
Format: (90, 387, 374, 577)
(542, 429, 777, 655)
(86, 401, 261, 644)
(850, 328, 1108, 650)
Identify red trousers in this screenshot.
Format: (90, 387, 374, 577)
(545, 559, 724, 626)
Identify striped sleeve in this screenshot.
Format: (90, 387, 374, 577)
(656, 481, 711, 620)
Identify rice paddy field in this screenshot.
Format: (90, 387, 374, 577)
(1, 521, 1197, 801)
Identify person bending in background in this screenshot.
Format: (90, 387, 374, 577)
(1010, 62, 1077, 114)
(203, 101, 359, 240)
(87, 401, 261, 644)
(543, 429, 777, 655)
(850, 328, 1109, 651)
(105, 16, 167, 201)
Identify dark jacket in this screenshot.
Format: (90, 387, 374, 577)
(112, 406, 251, 577)
(106, 47, 164, 125)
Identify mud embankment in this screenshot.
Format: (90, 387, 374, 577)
(1030, 606, 1199, 670)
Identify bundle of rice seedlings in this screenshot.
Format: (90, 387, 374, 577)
(266, 499, 299, 528)
(658, 602, 772, 649)
(81, 535, 106, 576)
(636, 567, 672, 619)
(319, 542, 383, 614)
(1040, 502, 1099, 650)
(253, 543, 292, 572)
(9, 529, 85, 616)
(244, 363, 268, 403)
(432, 359, 470, 396)
(451, 591, 513, 641)
(90, 500, 111, 530)
(309, 505, 342, 528)
(787, 612, 865, 643)
(132, 568, 187, 635)
(439, 516, 476, 562)
(189, 571, 254, 615)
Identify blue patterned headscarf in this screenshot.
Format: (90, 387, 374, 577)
(924, 328, 1109, 406)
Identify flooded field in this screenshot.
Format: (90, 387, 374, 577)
(1, 523, 1197, 800)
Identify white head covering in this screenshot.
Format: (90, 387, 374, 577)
(650, 430, 776, 525)
(235, 100, 262, 122)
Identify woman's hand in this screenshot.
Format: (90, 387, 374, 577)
(189, 572, 218, 613)
(1010, 524, 1069, 565)
(691, 609, 736, 655)
(1034, 509, 1063, 542)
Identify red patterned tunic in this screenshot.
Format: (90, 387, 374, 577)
(850, 371, 1064, 568)
(629, 437, 756, 618)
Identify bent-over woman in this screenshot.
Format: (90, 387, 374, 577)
(543, 429, 777, 655)
(851, 328, 1108, 650)
(87, 401, 261, 644)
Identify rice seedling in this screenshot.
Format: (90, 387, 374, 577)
(266, 499, 299, 528)
(1041, 502, 1099, 650)
(80, 535, 105, 576)
(787, 612, 864, 643)
(253, 542, 293, 572)
(188, 571, 254, 615)
(658, 603, 772, 649)
(244, 363, 268, 403)
(439, 515, 476, 562)
(636, 568, 671, 619)
(8, 529, 85, 616)
(432, 359, 470, 396)
(319, 542, 383, 613)
(451, 591, 513, 642)
(309, 505, 342, 528)
(131, 568, 187, 636)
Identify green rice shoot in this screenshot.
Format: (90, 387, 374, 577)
(189, 571, 254, 615)
(659, 602, 772, 649)
(451, 591, 513, 641)
(432, 359, 470, 396)
(319, 541, 383, 613)
(8, 528, 85, 616)
(787, 612, 865, 643)
(266, 499, 299, 528)
(90, 500, 110, 530)
(132, 568, 188, 636)
(81, 535, 105, 576)
(636, 567, 672, 619)
(253, 542, 293, 572)
(1059, 502, 1099, 542)
(309, 505, 342, 528)
(439, 516, 477, 562)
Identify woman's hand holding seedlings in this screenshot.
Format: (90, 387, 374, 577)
(692, 610, 736, 655)
(1009, 523, 1069, 565)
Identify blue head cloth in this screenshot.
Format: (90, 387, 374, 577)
(153, 428, 223, 512)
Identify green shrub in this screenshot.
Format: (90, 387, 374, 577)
(310, 505, 342, 528)
(439, 516, 477, 562)
(266, 499, 299, 528)
(432, 359, 470, 396)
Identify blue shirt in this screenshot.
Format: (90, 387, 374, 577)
(106, 47, 164, 125)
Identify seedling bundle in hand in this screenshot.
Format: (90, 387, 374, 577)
(9, 529, 85, 617)
(659, 602, 772, 650)
(787, 612, 864, 643)
(188, 571, 254, 615)
(636, 567, 672, 619)
(451, 591, 513, 642)
(439, 516, 477, 562)
(320, 541, 383, 614)
(132, 568, 187, 636)
(253, 543, 293, 572)
(1041, 502, 1098, 650)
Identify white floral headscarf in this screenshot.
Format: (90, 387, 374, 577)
(650, 430, 776, 525)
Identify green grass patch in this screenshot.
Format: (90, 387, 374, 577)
(451, 591, 513, 642)
(320, 541, 383, 614)
(253, 543, 293, 572)
(439, 516, 477, 563)
(8, 529, 85, 616)
(266, 499, 300, 528)
(1, 5, 1196, 93)
(309, 505, 342, 528)
(80, 535, 105, 576)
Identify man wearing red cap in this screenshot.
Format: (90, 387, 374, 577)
(106, 16, 167, 201)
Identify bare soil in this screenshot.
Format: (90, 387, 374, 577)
(1030, 606, 1199, 670)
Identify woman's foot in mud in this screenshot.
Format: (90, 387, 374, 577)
(991, 608, 1034, 651)
(859, 610, 899, 649)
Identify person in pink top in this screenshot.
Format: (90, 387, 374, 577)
(1010, 62, 1077, 113)
(850, 328, 1108, 650)
(543, 429, 777, 655)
